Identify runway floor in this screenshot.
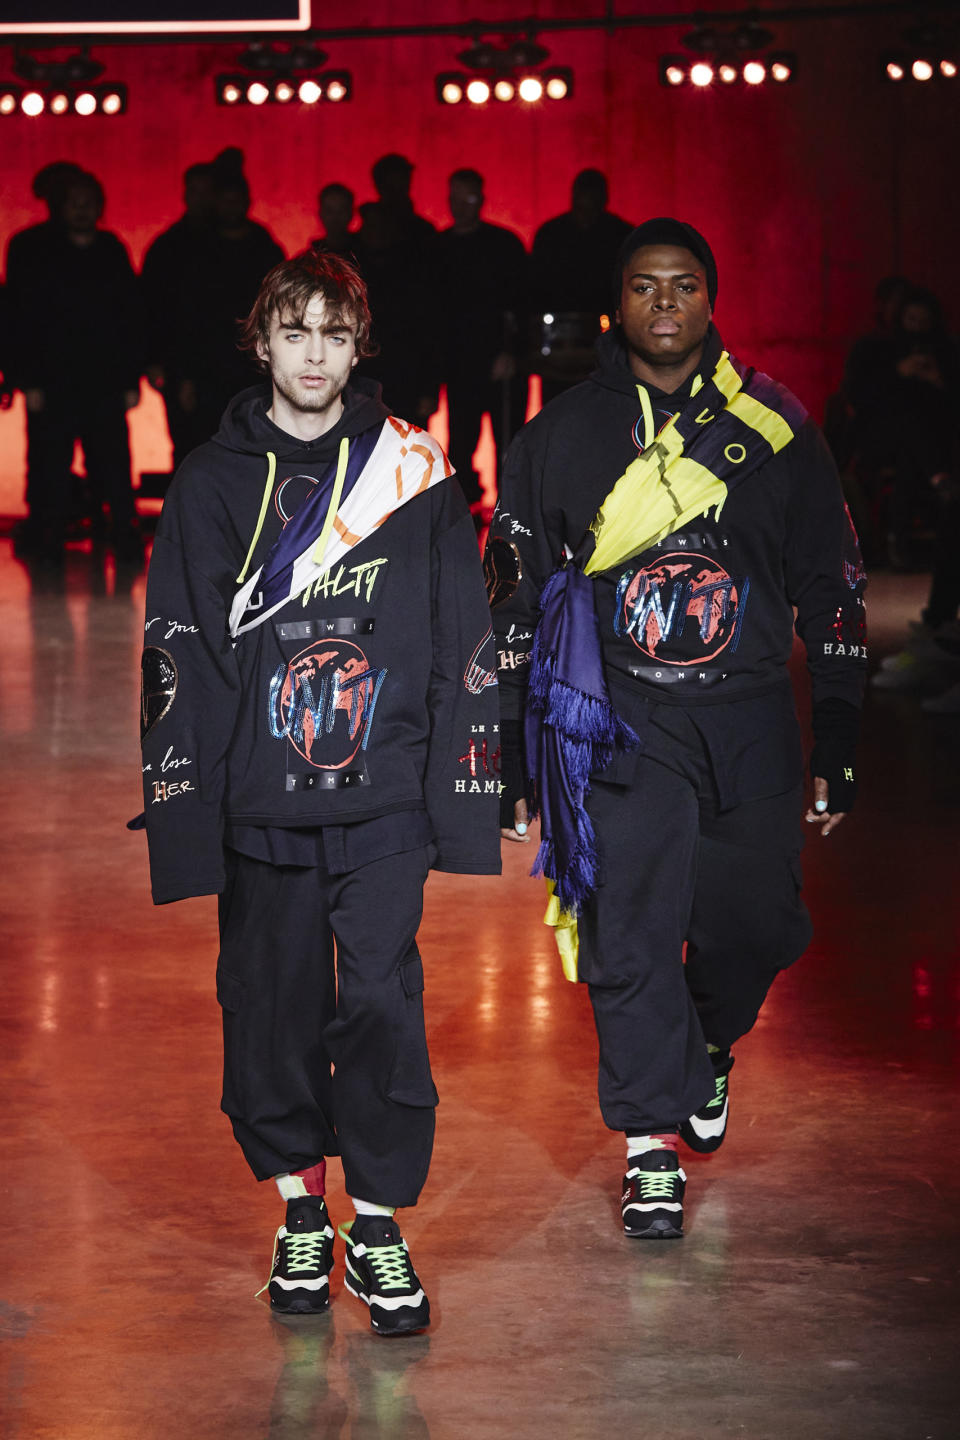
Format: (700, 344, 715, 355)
(1, 540, 957, 1440)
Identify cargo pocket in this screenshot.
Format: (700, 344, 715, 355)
(216, 965, 247, 1118)
(386, 952, 439, 1108)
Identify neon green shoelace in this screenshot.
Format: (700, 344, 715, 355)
(365, 1242, 413, 1291)
(705, 1074, 729, 1112)
(283, 1231, 328, 1274)
(638, 1170, 679, 1200)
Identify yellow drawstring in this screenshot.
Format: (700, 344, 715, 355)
(236, 451, 277, 584)
(636, 384, 655, 452)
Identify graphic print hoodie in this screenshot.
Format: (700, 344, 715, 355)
(487, 327, 867, 801)
(140, 379, 500, 904)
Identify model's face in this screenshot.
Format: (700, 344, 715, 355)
(62, 183, 102, 234)
(448, 178, 482, 227)
(320, 191, 353, 235)
(616, 244, 712, 371)
(258, 294, 358, 416)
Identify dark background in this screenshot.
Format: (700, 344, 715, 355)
(0, 0, 956, 509)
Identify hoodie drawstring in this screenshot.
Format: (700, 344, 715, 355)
(236, 451, 277, 585)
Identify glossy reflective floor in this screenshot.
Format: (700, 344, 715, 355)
(1, 541, 957, 1440)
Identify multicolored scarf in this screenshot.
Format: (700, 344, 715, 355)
(229, 418, 452, 638)
(524, 349, 807, 979)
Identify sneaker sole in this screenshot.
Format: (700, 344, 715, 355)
(623, 1215, 683, 1240)
(269, 1289, 330, 1314)
(343, 1274, 430, 1336)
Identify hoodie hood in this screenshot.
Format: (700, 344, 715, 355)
(590, 322, 724, 400)
(211, 374, 391, 460)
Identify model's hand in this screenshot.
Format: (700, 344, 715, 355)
(502, 797, 531, 843)
(123, 388, 140, 411)
(805, 777, 846, 836)
(25, 388, 45, 413)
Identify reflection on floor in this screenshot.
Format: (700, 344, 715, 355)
(1, 541, 957, 1440)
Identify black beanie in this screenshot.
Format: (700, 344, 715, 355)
(616, 217, 718, 307)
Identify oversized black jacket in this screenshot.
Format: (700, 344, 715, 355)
(141, 379, 501, 904)
(489, 328, 866, 802)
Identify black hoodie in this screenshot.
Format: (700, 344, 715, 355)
(140, 378, 501, 904)
(488, 327, 866, 806)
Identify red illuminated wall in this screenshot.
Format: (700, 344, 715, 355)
(1, 1, 958, 514)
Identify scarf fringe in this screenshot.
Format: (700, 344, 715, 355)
(529, 808, 601, 916)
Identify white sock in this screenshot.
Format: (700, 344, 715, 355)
(276, 1173, 310, 1200)
(626, 1132, 678, 1159)
(350, 1197, 396, 1218)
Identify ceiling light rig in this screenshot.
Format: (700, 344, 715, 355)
(215, 40, 352, 106)
(883, 26, 957, 82)
(436, 35, 573, 106)
(659, 22, 796, 90)
(2, 47, 127, 116)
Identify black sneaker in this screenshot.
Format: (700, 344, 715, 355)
(680, 1052, 735, 1154)
(621, 1150, 686, 1239)
(339, 1216, 430, 1336)
(264, 1196, 335, 1314)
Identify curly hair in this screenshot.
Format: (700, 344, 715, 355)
(238, 249, 375, 369)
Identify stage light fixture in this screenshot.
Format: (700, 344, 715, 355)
(662, 61, 686, 87)
(886, 60, 905, 80)
(101, 90, 123, 114)
(942, 59, 958, 78)
(771, 60, 792, 83)
(50, 92, 69, 114)
(718, 63, 738, 84)
(690, 62, 714, 88)
(437, 35, 572, 106)
(0, 91, 17, 114)
(74, 90, 98, 115)
(743, 60, 767, 85)
(21, 91, 44, 115)
(215, 71, 351, 106)
(911, 58, 935, 81)
(436, 64, 571, 105)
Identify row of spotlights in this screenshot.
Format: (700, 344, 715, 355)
(216, 73, 351, 106)
(435, 69, 573, 105)
(659, 55, 796, 87)
(884, 56, 958, 81)
(0, 83, 127, 116)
